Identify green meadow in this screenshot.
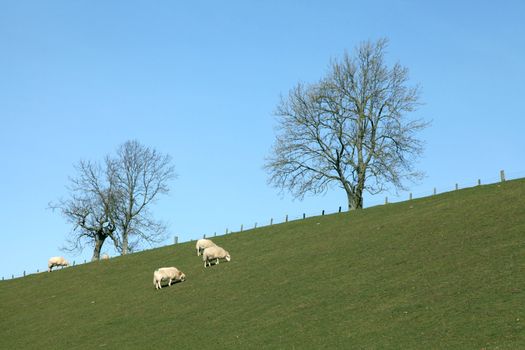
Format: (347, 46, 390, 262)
(1, 179, 524, 349)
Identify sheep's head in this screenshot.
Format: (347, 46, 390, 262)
(225, 254, 231, 262)
(64, 260, 70, 267)
(180, 273, 186, 282)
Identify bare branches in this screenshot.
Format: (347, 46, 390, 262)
(111, 140, 176, 254)
(265, 38, 429, 210)
(49, 177, 119, 261)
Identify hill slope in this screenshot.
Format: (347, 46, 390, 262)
(1, 179, 524, 349)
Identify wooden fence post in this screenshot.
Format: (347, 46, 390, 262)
(203, 234, 206, 239)
(285, 215, 288, 223)
(338, 206, 342, 213)
(500, 170, 506, 182)
(322, 210, 325, 215)
(477, 179, 481, 186)
(23, 271, 26, 277)
(174, 236, 178, 245)
(409, 193, 413, 200)
(455, 183, 458, 190)
(254, 223, 257, 229)
(270, 218, 273, 225)
(240, 224, 243, 232)
(433, 188, 437, 195)
(303, 213, 306, 219)
(385, 197, 388, 204)
(226, 228, 229, 234)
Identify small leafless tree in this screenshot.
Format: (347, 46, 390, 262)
(50, 160, 119, 261)
(50, 140, 176, 258)
(265, 38, 429, 210)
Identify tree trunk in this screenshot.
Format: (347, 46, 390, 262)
(354, 172, 365, 209)
(353, 186, 364, 209)
(346, 190, 352, 211)
(122, 233, 128, 255)
(92, 235, 105, 261)
(345, 184, 364, 211)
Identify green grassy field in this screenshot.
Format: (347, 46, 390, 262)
(1, 179, 524, 349)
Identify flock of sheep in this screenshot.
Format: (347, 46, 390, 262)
(47, 238, 231, 291)
(154, 238, 231, 290)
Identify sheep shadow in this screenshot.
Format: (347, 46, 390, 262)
(155, 279, 185, 289)
(203, 260, 231, 268)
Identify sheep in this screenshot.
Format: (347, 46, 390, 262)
(202, 246, 231, 268)
(101, 253, 110, 260)
(195, 238, 216, 256)
(48, 256, 69, 272)
(153, 267, 186, 290)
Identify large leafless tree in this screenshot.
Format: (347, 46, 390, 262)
(265, 39, 429, 210)
(51, 140, 176, 258)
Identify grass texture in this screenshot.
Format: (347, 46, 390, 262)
(1, 179, 524, 349)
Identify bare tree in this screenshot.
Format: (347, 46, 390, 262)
(50, 160, 119, 261)
(265, 38, 429, 210)
(51, 140, 176, 258)
(109, 140, 176, 255)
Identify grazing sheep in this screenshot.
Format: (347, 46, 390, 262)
(101, 254, 110, 260)
(153, 267, 186, 290)
(48, 256, 69, 272)
(202, 246, 231, 268)
(195, 238, 216, 256)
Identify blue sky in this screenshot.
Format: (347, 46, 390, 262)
(1, 0, 524, 278)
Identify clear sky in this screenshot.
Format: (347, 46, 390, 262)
(1, 0, 524, 279)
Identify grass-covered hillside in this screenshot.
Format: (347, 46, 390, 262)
(1, 179, 524, 349)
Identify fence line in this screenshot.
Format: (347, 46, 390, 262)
(190, 170, 522, 243)
(2, 170, 523, 282)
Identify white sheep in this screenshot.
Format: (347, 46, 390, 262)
(202, 246, 231, 268)
(48, 256, 69, 272)
(101, 253, 110, 260)
(153, 267, 186, 290)
(195, 238, 216, 256)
